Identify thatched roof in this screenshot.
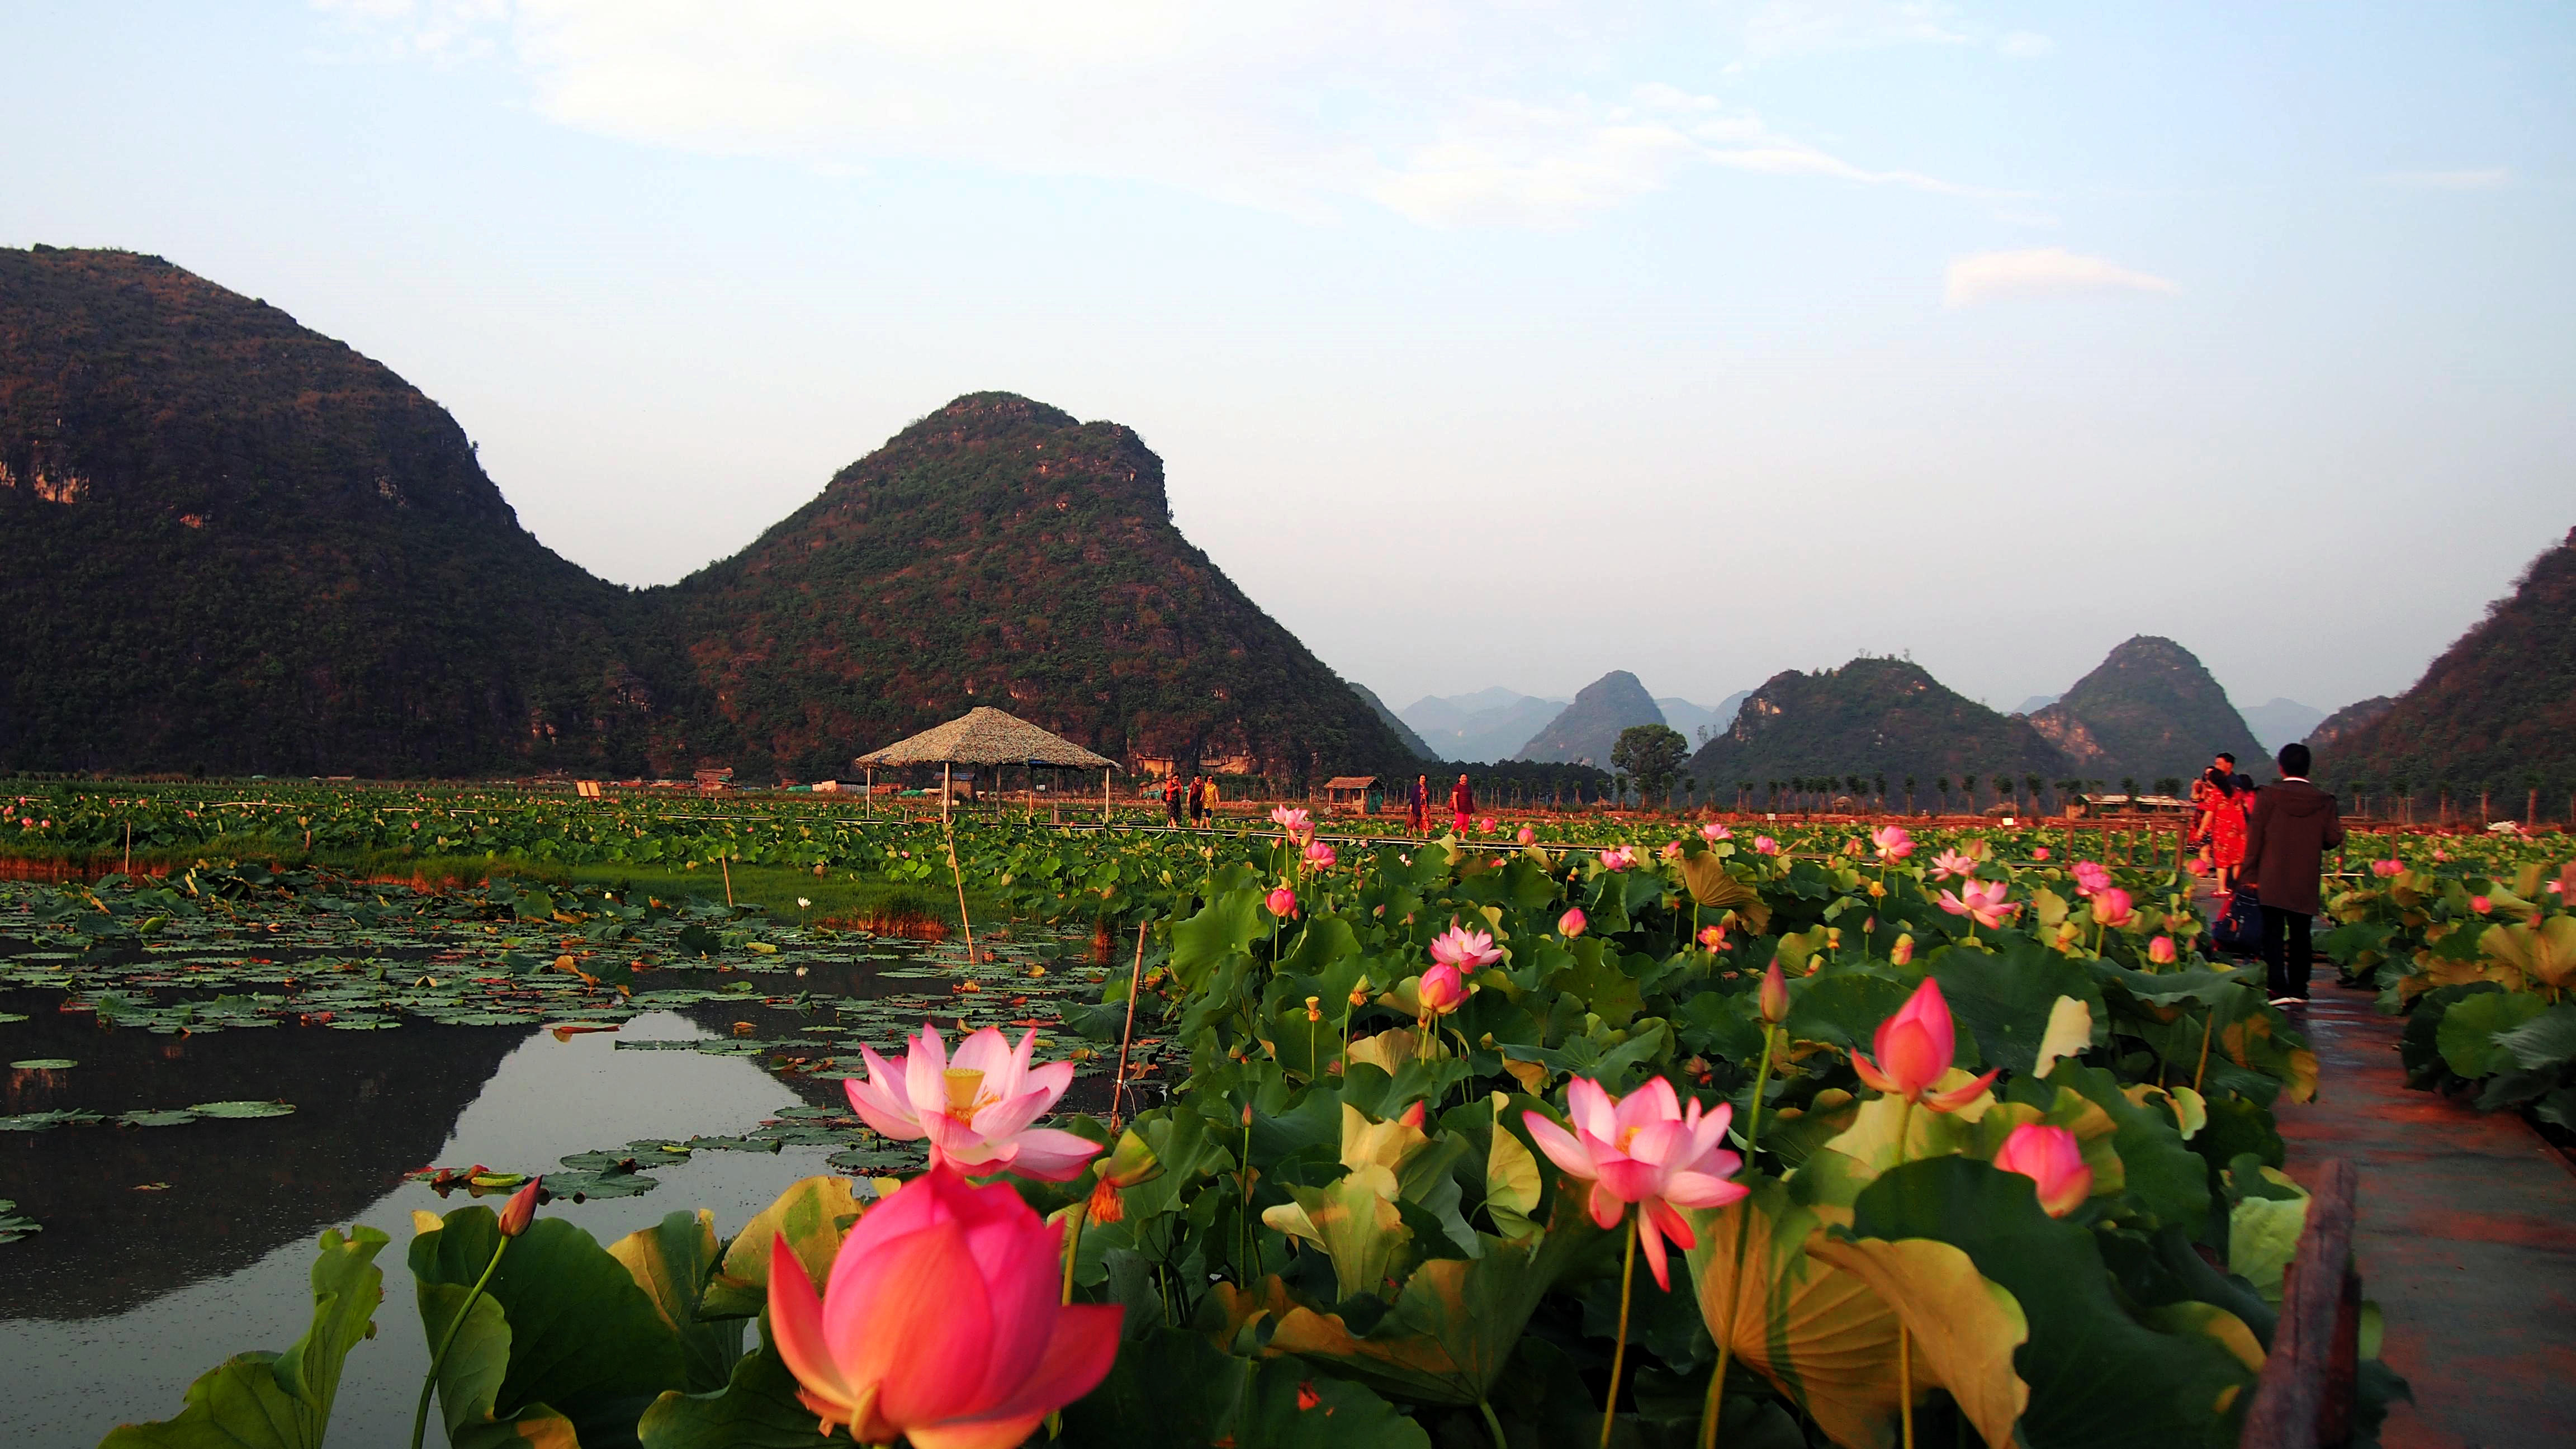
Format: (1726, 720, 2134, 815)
(854, 707, 1119, 770)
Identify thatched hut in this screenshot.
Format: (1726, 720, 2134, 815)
(854, 707, 1120, 820)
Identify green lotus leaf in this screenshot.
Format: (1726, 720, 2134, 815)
(700, 1175, 865, 1320)
(11, 1058, 76, 1069)
(2436, 989, 2549, 1079)
(1059, 1323, 1430, 1448)
(187, 1100, 297, 1119)
(610, 1209, 745, 1394)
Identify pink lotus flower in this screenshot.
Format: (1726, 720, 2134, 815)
(1598, 845, 1637, 870)
(1266, 885, 1298, 918)
(1303, 841, 1337, 870)
(847, 1025, 1104, 1182)
(1936, 878, 2019, 931)
(1888, 933, 1915, 967)
(2370, 859, 2404, 878)
(2091, 887, 2136, 930)
(1558, 907, 1587, 937)
(1851, 978, 1997, 1111)
(1522, 1077, 1746, 1290)
(1759, 960, 1789, 1024)
(1871, 825, 1915, 861)
(1268, 806, 1312, 840)
(1661, 841, 1684, 861)
(1701, 823, 1732, 842)
(2471, 896, 2493, 915)
(2433, 849, 2450, 863)
(1991, 1123, 2091, 1218)
(1929, 848, 1978, 882)
(2032, 846, 2051, 861)
(1516, 825, 1536, 846)
(1478, 817, 1497, 834)
(1417, 963, 1469, 1017)
(2071, 860, 2111, 896)
(1753, 836, 1779, 856)
(2148, 934, 2177, 965)
(769, 1164, 1121, 1448)
(1698, 925, 1729, 951)
(1428, 922, 1504, 972)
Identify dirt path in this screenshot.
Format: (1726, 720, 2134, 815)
(2277, 988, 2576, 1448)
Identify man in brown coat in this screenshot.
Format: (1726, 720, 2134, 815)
(2241, 742, 2345, 1003)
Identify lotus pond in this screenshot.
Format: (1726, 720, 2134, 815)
(8, 788, 2549, 1447)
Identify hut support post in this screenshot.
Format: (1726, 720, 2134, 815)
(943, 763, 952, 823)
(1103, 768, 1111, 825)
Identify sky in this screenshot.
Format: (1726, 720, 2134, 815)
(7, 2, 2572, 719)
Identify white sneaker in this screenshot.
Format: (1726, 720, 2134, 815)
(2267, 996, 2302, 1006)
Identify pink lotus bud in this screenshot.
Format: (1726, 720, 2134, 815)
(1889, 934, 1915, 967)
(1759, 960, 1789, 1025)
(2471, 896, 2492, 915)
(1399, 1100, 1426, 1128)
(1992, 1123, 2092, 1217)
(1516, 825, 1535, 846)
(1417, 963, 1468, 1016)
(1852, 978, 1996, 1112)
(2033, 846, 2051, 860)
(1701, 823, 1732, 842)
(2148, 934, 2177, 965)
(498, 1178, 541, 1238)
(2092, 887, 2136, 930)
(2371, 859, 2403, 878)
(1478, 817, 1497, 834)
(1266, 886, 1296, 918)
(1558, 907, 1587, 937)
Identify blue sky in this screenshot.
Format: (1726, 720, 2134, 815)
(8, 2, 2572, 719)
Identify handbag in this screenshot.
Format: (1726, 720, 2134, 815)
(2212, 885, 2264, 953)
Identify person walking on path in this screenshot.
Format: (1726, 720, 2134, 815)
(1449, 774, 1475, 835)
(1163, 775, 1183, 828)
(2242, 741, 2345, 1005)
(1201, 776, 1219, 820)
(1186, 775, 1206, 826)
(2193, 768, 2252, 892)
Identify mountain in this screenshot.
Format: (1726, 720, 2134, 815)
(1657, 692, 1749, 749)
(0, 247, 1413, 779)
(1516, 671, 1664, 766)
(0, 245, 675, 775)
(2326, 527, 2576, 795)
(2024, 637, 2266, 786)
(2015, 694, 2062, 716)
(2239, 698, 2326, 754)
(2305, 696, 2394, 752)
(1399, 688, 1566, 764)
(1685, 657, 2070, 804)
(1350, 682, 1436, 760)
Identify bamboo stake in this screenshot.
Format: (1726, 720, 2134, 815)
(721, 854, 733, 907)
(1109, 921, 1148, 1129)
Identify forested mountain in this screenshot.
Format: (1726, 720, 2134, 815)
(2305, 696, 2394, 752)
(1515, 671, 1663, 766)
(1685, 657, 2067, 803)
(2325, 528, 2576, 799)
(0, 248, 1411, 780)
(2024, 636, 2266, 784)
(1351, 683, 1437, 760)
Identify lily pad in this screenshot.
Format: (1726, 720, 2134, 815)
(119, 1110, 202, 1128)
(9, 1058, 76, 1070)
(187, 1100, 298, 1119)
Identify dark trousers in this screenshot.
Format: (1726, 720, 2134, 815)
(2261, 905, 2314, 998)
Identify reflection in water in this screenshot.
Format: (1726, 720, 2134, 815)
(0, 1015, 882, 1448)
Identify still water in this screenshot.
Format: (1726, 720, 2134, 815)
(0, 885, 1112, 1449)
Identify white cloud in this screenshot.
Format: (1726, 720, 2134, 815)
(2379, 168, 2510, 190)
(315, 0, 2001, 227)
(1998, 31, 2053, 58)
(1943, 248, 2179, 307)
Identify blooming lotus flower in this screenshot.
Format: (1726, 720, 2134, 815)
(847, 1025, 1104, 1182)
(2091, 887, 2136, 930)
(1266, 885, 1298, 919)
(1851, 978, 1997, 1111)
(1661, 841, 1684, 860)
(1936, 878, 2020, 930)
(2148, 934, 2177, 965)
(1558, 907, 1587, 938)
(1753, 837, 1779, 856)
(2071, 860, 2111, 896)
(1428, 922, 1504, 972)
(1930, 848, 1978, 881)
(1698, 925, 1729, 951)
(1516, 825, 1536, 846)
(1759, 960, 1789, 1024)
(769, 1164, 1122, 1448)
(1598, 845, 1637, 870)
(2370, 859, 2404, 878)
(1417, 963, 1469, 1016)
(1871, 825, 1914, 861)
(1303, 841, 1337, 870)
(1701, 823, 1732, 842)
(1269, 806, 1313, 841)
(1991, 1123, 2091, 1218)
(1522, 1077, 1746, 1290)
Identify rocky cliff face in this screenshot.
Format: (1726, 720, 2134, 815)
(2026, 636, 2266, 785)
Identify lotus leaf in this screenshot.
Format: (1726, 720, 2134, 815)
(610, 1210, 745, 1393)
(700, 1175, 866, 1319)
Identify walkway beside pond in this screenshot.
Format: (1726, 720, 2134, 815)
(2278, 989, 2576, 1448)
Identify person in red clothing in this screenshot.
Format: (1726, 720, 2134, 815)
(1408, 774, 1430, 835)
(1450, 774, 1475, 834)
(2192, 768, 2250, 891)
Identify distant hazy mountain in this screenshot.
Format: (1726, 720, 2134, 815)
(2025, 637, 2267, 785)
(1399, 688, 1566, 764)
(2239, 698, 2326, 754)
(1517, 671, 1665, 766)
(1351, 682, 1437, 760)
(1658, 692, 1750, 749)
(2015, 694, 2062, 716)
(2305, 696, 2394, 753)
(1686, 658, 2068, 806)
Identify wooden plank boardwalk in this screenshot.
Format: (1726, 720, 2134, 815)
(2278, 989, 2576, 1448)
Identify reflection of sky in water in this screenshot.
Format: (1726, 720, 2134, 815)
(2, 1016, 877, 1447)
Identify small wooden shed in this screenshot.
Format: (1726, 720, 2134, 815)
(1323, 775, 1379, 815)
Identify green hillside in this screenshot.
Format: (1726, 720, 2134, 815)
(0, 248, 1410, 781)
(2025, 636, 2265, 784)
(2326, 527, 2576, 802)
(1516, 670, 1662, 766)
(1685, 657, 2068, 806)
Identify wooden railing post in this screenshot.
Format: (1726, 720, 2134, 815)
(2241, 1159, 2360, 1448)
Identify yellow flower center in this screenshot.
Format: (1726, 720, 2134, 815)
(944, 1068, 990, 1119)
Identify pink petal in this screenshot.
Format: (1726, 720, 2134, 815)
(767, 1233, 860, 1423)
(1635, 1214, 1673, 1291)
(1620, 1119, 1688, 1168)
(1587, 1180, 1628, 1230)
(1850, 1052, 1901, 1095)
(1521, 1112, 1598, 1180)
(969, 1087, 1057, 1143)
(997, 1128, 1105, 1182)
(1659, 1166, 1746, 1210)
(910, 1304, 1125, 1449)
(950, 1026, 1017, 1085)
(903, 1024, 950, 1118)
(870, 1221, 1000, 1428)
(1613, 1077, 1682, 1134)
(1565, 1077, 1618, 1141)
(1593, 1157, 1659, 1205)
(1644, 1196, 1699, 1253)
(1923, 1069, 2000, 1114)
(847, 1048, 926, 1140)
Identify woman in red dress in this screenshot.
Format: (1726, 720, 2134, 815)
(2197, 769, 2250, 891)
